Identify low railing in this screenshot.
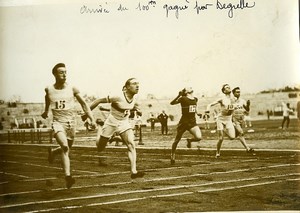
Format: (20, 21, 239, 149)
(6, 128, 53, 144)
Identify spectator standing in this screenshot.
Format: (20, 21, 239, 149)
(267, 109, 271, 120)
(281, 102, 293, 129)
(158, 110, 169, 135)
(149, 112, 156, 132)
(202, 113, 210, 129)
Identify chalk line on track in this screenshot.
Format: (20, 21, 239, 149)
(9, 175, 300, 212)
(0, 156, 289, 186)
(2, 173, 299, 209)
(1, 143, 299, 152)
(1, 145, 300, 212)
(0, 163, 299, 199)
(0, 171, 30, 179)
(1, 160, 101, 175)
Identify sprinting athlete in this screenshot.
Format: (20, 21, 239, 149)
(170, 87, 202, 165)
(41, 63, 96, 189)
(82, 78, 145, 179)
(232, 87, 255, 154)
(206, 84, 236, 158)
(82, 105, 123, 148)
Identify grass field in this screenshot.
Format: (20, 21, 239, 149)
(0, 119, 299, 212)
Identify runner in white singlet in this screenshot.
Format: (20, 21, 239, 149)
(82, 78, 145, 179)
(206, 84, 236, 158)
(232, 87, 255, 155)
(41, 63, 96, 189)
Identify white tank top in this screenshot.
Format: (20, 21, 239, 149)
(110, 91, 137, 120)
(47, 84, 75, 122)
(219, 95, 235, 117)
(233, 98, 247, 118)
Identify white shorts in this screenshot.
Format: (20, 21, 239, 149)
(101, 114, 132, 138)
(244, 115, 251, 121)
(51, 121, 75, 141)
(232, 116, 245, 134)
(216, 116, 234, 131)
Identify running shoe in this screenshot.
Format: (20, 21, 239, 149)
(187, 139, 192, 148)
(171, 159, 175, 165)
(131, 171, 145, 179)
(65, 176, 75, 189)
(247, 148, 256, 155)
(215, 153, 221, 158)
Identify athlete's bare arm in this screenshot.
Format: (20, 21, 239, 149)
(73, 87, 96, 127)
(170, 90, 184, 105)
(81, 96, 111, 121)
(132, 102, 142, 116)
(206, 99, 222, 112)
(90, 97, 110, 111)
(41, 87, 50, 119)
(243, 100, 250, 112)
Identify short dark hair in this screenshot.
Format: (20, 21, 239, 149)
(232, 87, 240, 93)
(221, 84, 229, 93)
(123, 78, 136, 90)
(52, 63, 65, 75)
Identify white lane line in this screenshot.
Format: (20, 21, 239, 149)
(141, 164, 300, 182)
(1, 142, 299, 152)
(0, 157, 284, 186)
(0, 172, 30, 179)
(0, 157, 257, 185)
(1, 152, 292, 173)
(25, 177, 300, 212)
(195, 178, 300, 193)
(1, 172, 299, 209)
(2, 144, 299, 160)
(1, 160, 100, 175)
(75, 162, 300, 180)
(6, 148, 298, 164)
(0, 163, 300, 197)
(0, 181, 9, 185)
(2, 148, 297, 167)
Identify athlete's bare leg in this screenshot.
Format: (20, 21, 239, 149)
(120, 129, 138, 174)
(234, 124, 251, 151)
(187, 126, 202, 147)
(216, 130, 224, 157)
(216, 124, 235, 156)
(55, 132, 71, 176)
(171, 129, 185, 163)
(96, 135, 109, 166)
(96, 124, 103, 142)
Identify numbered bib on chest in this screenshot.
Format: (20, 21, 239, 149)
(110, 93, 137, 120)
(55, 100, 67, 109)
(189, 105, 196, 113)
(48, 86, 75, 111)
(227, 104, 234, 110)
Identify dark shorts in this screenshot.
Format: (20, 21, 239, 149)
(177, 117, 197, 133)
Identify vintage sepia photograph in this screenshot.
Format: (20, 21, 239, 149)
(0, 0, 299, 212)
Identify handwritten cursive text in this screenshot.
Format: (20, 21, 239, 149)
(80, 5, 110, 14)
(216, 0, 255, 18)
(194, 1, 213, 14)
(163, 4, 189, 19)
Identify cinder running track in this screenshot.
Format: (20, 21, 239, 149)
(0, 142, 299, 212)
